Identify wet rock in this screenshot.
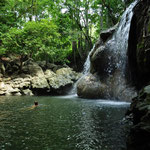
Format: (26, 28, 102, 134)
(90, 45, 116, 78)
(90, 25, 117, 75)
(77, 74, 107, 99)
(127, 1, 150, 148)
(100, 24, 117, 43)
(127, 85, 150, 150)
(128, 0, 150, 89)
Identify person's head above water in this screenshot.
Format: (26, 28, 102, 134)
(34, 101, 38, 106)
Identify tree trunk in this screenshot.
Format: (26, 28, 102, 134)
(78, 35, 83, 59)
(72, 41, 77, 68)
(100, 6, 103, 31)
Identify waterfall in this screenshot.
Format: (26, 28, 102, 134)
(69, 45, 96, 95)
(83, 1, 137, 76)
(70, 1, 137, 100)
(104, 1, 137, 100)
(83, 44, 95, 75)
(106, 1, 137, 74)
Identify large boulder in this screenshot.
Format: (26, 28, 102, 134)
(90, 45, 117, 78)
(22, 62, 50, 95)
(56, 68, 80, 81)
(90, 24, 118, 78)
(45, 68, 81, 94)
(77, 74, 107, 99)
(45, 69, 72, 90)
(100, 24, 118, 43)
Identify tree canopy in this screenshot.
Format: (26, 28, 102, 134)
(0, 0, 126, 69)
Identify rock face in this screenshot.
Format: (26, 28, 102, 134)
(77, 74, 107, 99)
(100, 25, 117, 43)
(126, 0, 150, 149)
(90, 24, 117, 77)
(127, 85, 150, 150)
(76, 25, 119, 99)
(77, 6, 137, 100)
(0, 60, 80, 96)
(128, 0, 150, 89)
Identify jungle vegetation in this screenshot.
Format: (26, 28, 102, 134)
(0, 0, 126, 70)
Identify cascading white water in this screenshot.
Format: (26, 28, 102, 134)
(104, 1, 138, 100)
(106, 1, 137, 74)
(83, 44, 96, 75)
(69, 45, 96, 95)
(70, 1, 137, 99)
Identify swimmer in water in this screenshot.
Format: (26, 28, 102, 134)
(34, 101, 38, 106)
(20, 101, 39, 111)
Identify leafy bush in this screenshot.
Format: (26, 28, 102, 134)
(0, 19, 71, 64)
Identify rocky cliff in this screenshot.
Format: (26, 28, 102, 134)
(127, 0, 150, 149)
(128, 0, 150, 89)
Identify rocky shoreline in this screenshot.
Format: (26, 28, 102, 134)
(0, 59, 81, 96)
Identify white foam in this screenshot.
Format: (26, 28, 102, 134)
(95, 100, 130, 106)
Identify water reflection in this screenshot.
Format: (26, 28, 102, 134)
(0, 96, 129, 150)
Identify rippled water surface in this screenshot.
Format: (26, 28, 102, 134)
(0, 96, 130, 150)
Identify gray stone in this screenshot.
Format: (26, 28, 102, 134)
(100, 24, 118, 42)
(31, 76, 50, 89)
(77, 74, 107, 99)
(22, 89, 33, 96)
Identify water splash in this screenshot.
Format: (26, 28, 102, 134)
(69, 44, 96, 94)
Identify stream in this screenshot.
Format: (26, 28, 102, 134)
(0, 96, 130, 150)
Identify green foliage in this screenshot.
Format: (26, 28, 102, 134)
(0, 0, 126, 67)
(0, 19, 71, 64)
(0, 0, 17, 34)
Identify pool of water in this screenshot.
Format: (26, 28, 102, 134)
(0, 96, 130, 150)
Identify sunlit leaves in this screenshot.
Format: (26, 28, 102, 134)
(0, 19, 71, 64)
